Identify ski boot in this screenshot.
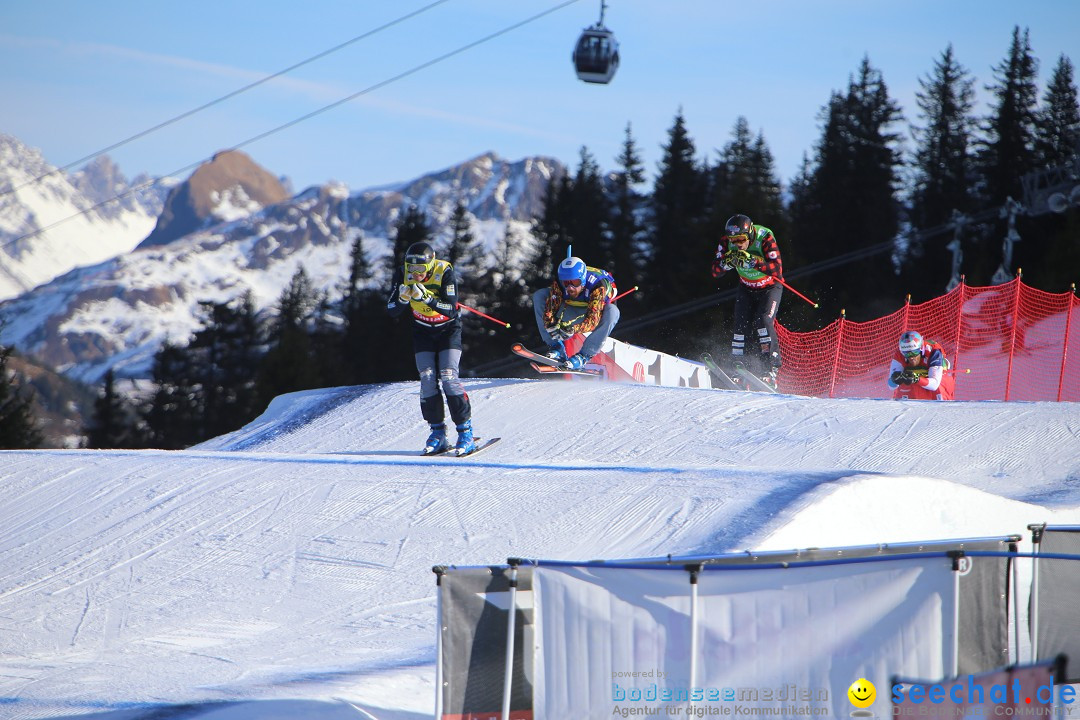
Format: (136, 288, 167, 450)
(545, 340, 567, 363)
(762, 368, 779, 391)
(423, 423, 449, 455)
(454, 420, 476, 456)
(562, 353, 588, 371)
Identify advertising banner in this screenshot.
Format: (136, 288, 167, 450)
(533, 557, 957, 719)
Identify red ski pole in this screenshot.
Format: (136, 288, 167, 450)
(458, 302, 511, 328)
(612, 285, 639, 302)
(771, 275, 819, 308)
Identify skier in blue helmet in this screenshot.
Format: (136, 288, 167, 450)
(532, 255, 619, 370)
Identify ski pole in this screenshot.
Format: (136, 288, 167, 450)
(772, 275, 819, 308)
(458, 303, 511, 328)
(612, 285, 638, 302)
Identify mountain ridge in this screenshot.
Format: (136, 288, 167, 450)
(0, 136, 565, 383)
(0, 133, 169, 300)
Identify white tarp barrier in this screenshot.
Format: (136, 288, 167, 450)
(533, 556, 956, 719)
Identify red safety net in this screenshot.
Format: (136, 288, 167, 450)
(775, 277, 1080, 401)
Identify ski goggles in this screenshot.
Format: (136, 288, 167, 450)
(405, 256, 434, 275)
(902, 350, 922, 359)
(562, 279, 582, 289)
(723, 233, 751, 244)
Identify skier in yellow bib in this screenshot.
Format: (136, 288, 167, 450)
(387, 241, 477, 455)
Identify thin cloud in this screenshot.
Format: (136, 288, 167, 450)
(0, 32, 576, 146)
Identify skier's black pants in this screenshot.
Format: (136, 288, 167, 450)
(414, 325, 470, 426)
(731, 283, 783, 374)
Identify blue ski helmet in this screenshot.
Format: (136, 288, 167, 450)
(558, 256, 587, 288)
(899, 331, 924, 357)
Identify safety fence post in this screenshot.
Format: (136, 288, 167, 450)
(1004, 273, 1023, 402)
(827, 310, 845, 398)
(687, 565, 700, 711)
(501, 559, 520, 720)
(948, 551, 964, 678)
(1056, 284, 1076, 402)
(951, 277, 966, 394)
(433, 567, 445, 720)
(1028, 524, 1045, 663)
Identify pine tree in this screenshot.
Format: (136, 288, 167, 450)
(710, 117, 785, 242)
(340, 230, 384, 384)
(528, 173, 571, 289)
(978, 27, 1041, 208)
(968, 27, 1041, 285)
(784, 153, 815, 271)
(567, 146, 612, 269)
(85, 368, 142, 448)
(1035, 55, 1080, 168)
(907, 44, 979, 299)
(490, 223, 534, 340)
(389, 204, 433, 271)
(341, 230, 375, 323)
(143, 341, 202, 449)
(610, 122, 647, 296)
(188, 294, 262, 438)
(257, 267, 323, 408)
(648, 110, 708, 312)
(1025, 54, 1080, 291)
(0, 341, 43, 449)
(446, 201, 489, 296)
(800, 57, 905, 318)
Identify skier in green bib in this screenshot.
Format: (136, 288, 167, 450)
(710, 214, 784, 390)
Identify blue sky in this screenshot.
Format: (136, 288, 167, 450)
(1, 1, 1077, 194)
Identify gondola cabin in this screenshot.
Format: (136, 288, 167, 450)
(572, 1, 619, 84)
(573, 26, 619, 84)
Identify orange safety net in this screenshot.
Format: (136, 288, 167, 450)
(775, 277, 1080, 401)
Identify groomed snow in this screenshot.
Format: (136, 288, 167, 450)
(1, 378, 1078, 719)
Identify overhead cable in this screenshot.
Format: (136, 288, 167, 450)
(1, 0, 453, 198)
(0, 0, 582, 250)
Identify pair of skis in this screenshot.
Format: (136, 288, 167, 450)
(423, 437, 501, 458)
(511, 343, 603, 377)
(701, 353, 777, 394)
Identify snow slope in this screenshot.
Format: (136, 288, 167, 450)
(1, 379, 1078, 719)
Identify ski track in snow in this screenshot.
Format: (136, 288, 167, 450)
(0, 378, 1078, 719)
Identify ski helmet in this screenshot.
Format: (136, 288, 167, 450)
(899, 330, 924, 357)
(558, 256, 587, 288)
(724, 214, 754, 240)
(404, 241, 436, 278)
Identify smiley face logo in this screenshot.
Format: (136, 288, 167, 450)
(848, 678, 876, 708)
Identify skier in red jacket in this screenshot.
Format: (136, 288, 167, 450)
(887, 331, 955, 400)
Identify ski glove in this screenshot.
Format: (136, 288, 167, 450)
(416, 286, 436, 304)
(547, 317, 578, 340)
(892, 369, 919, 385)
(400, 283, 435, 304)
(711, 257, 732, 277)
(725, 248, 756, 270)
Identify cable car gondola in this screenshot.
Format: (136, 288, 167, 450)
(572, 1, 619, 84)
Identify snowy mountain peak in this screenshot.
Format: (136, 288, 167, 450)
(0, 145, 564, 382)
(0, 133, 167, 301)
(138, 149, 290, 248)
